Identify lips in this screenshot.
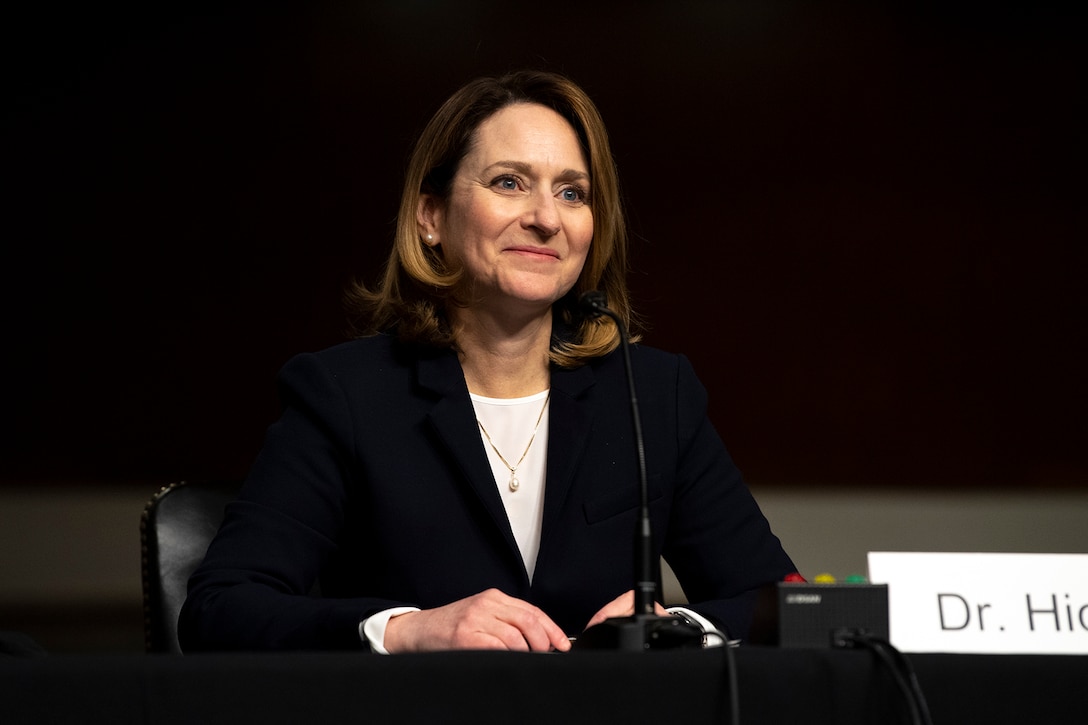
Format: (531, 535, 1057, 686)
(506, 245, 560, 259)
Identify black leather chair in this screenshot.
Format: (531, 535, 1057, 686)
(140, 480, 239, 653)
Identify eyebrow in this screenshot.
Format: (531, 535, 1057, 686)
(484, 160, 590, 184)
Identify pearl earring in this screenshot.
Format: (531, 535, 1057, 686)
(426, 234, 434, 243)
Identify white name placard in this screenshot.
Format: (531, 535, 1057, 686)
(867, 552, 1088, 654)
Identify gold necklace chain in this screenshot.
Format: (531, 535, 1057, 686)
(476, 391, 551, 492)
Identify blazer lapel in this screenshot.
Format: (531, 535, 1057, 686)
(416, 350, 523, 570)
(537, 363, 596, 567)
(414, 346, 599, 588)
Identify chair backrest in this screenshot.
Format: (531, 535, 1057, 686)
(140, 480, 239, 654)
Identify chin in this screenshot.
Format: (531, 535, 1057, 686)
(498, 282, 567, 307)
(498, 290, 564, 313)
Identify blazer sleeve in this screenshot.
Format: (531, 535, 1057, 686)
(177, 352, 411, 651)
(658, 354, 797, 641)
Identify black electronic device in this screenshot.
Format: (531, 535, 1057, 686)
(752, 581, 890, 648)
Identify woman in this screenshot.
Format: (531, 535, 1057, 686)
(178, 70, 796, 653)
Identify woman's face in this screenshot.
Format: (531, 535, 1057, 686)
(419, 102, 593, 316)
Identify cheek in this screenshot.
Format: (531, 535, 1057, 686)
(453, 199, 509, 246)
(570, 215, 594, 257)
(437, 209, 477, 262)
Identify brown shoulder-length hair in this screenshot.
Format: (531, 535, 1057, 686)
(345, 69, 636, 368)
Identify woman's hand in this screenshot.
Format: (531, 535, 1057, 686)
(583, 590, 669, 631)
(383, 588, 571, 653)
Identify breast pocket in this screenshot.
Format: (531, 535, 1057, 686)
(583, 474, 664, 525)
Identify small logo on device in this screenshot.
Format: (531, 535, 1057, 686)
(785, 593, 822, 605)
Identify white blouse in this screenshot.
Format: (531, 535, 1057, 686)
(470, 389, 550, 582)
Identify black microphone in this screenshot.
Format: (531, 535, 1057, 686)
(573, 291, 703, 651)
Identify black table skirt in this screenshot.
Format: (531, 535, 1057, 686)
(3, 646, 1086, 725)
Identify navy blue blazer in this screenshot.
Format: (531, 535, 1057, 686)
(179, 334, 795, 650)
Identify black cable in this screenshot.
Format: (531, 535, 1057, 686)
(837, 632, 933, 725)
(722, 641, 740, 725)
(872, 636, 934, 725)
(867, 639, 922, 725)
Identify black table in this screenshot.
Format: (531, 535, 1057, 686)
(3, 646, 1086, 724)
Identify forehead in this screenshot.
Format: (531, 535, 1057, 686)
(465, 103, 588, 169)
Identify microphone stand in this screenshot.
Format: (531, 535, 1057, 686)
(573, 291, 703, 652)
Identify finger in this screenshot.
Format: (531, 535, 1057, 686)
(488, 622, 534, 652)
(498, 600, 570, 652)
(584, 590, 636, 630)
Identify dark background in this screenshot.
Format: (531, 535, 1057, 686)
(4, 1, 1084, 490)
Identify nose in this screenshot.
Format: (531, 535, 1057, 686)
(524, 190, 561, 238)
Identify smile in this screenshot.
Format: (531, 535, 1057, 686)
(506, 246, 560, 259)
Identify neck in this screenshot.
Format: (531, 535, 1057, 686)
(452, 306, 553, 398)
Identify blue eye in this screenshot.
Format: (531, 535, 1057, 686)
(494, 176, 519, 191)
(560, 186, 586, 203)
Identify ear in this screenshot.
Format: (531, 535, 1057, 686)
(417, 193, 443, 246)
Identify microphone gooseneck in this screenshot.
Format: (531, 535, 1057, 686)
(578, 291, 655, 617)
(573, 291, 703, 651)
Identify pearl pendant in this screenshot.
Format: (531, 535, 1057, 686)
(509, 475, 520, 492)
